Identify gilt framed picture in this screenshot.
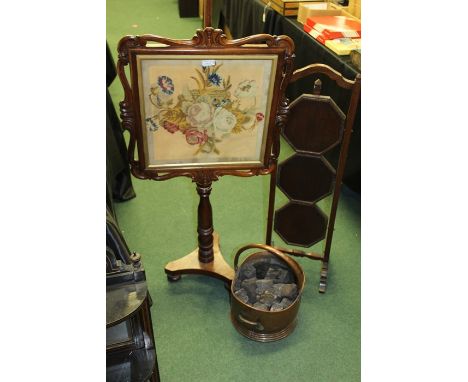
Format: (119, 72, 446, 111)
(138, 54, 277, 169)
(118, 30, 294, 176)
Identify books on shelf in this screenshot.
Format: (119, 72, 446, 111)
(261, 0, 324, 17)
(305, 15, 361, 39)
(303, 19, 361, 55)
(325, 38, 361, 55)
(303, 23, 327, 45)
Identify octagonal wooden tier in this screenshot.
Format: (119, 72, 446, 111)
(277, 154, 335, 204)
(275, 93, 345, 247)
(274, 202, 328, 248)
(282, 95, 345, 154)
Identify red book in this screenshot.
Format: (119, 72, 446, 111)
(303, 23, 327, 45)
(306, 16, 361, 39)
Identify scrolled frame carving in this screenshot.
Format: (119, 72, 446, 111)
(117, 27, 295, 184)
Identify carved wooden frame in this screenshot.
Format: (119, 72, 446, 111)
(117, 27, 294, 184)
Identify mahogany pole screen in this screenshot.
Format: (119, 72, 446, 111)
(117, 26, 294, 283)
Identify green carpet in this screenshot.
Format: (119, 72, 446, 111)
(107, 1, 360, 380)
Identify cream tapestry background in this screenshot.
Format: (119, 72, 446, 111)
(138, 55, 277, 168)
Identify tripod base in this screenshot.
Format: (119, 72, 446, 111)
(164, 232, 235, 284)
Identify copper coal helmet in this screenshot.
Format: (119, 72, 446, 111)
(230, 244, 306, 342)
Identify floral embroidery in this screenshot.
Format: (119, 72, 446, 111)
(146, 117, 159, 131)
(149, 77, 173, 107)
(157, 75, 174, 95)
(163, 120, 179, 133)
(146, 64, 266, 155)
(186, 102, 213, 128)
(212, 97, 230, 108)
(213, 108, 236, 134)
(185, 129, 208, 145)
(234, 80, 256, 98)
(208, 72, 222, 86)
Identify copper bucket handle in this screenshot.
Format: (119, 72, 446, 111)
(237, 314, 264, 331)
(234, 244, 292, 271)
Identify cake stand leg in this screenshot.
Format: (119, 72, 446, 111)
(319, 261, 329, 293)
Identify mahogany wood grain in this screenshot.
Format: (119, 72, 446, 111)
(203, 0, 212, 28)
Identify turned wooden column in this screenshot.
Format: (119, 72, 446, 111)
(164, 177, 234, 282)
(196, 181, 214, 263)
